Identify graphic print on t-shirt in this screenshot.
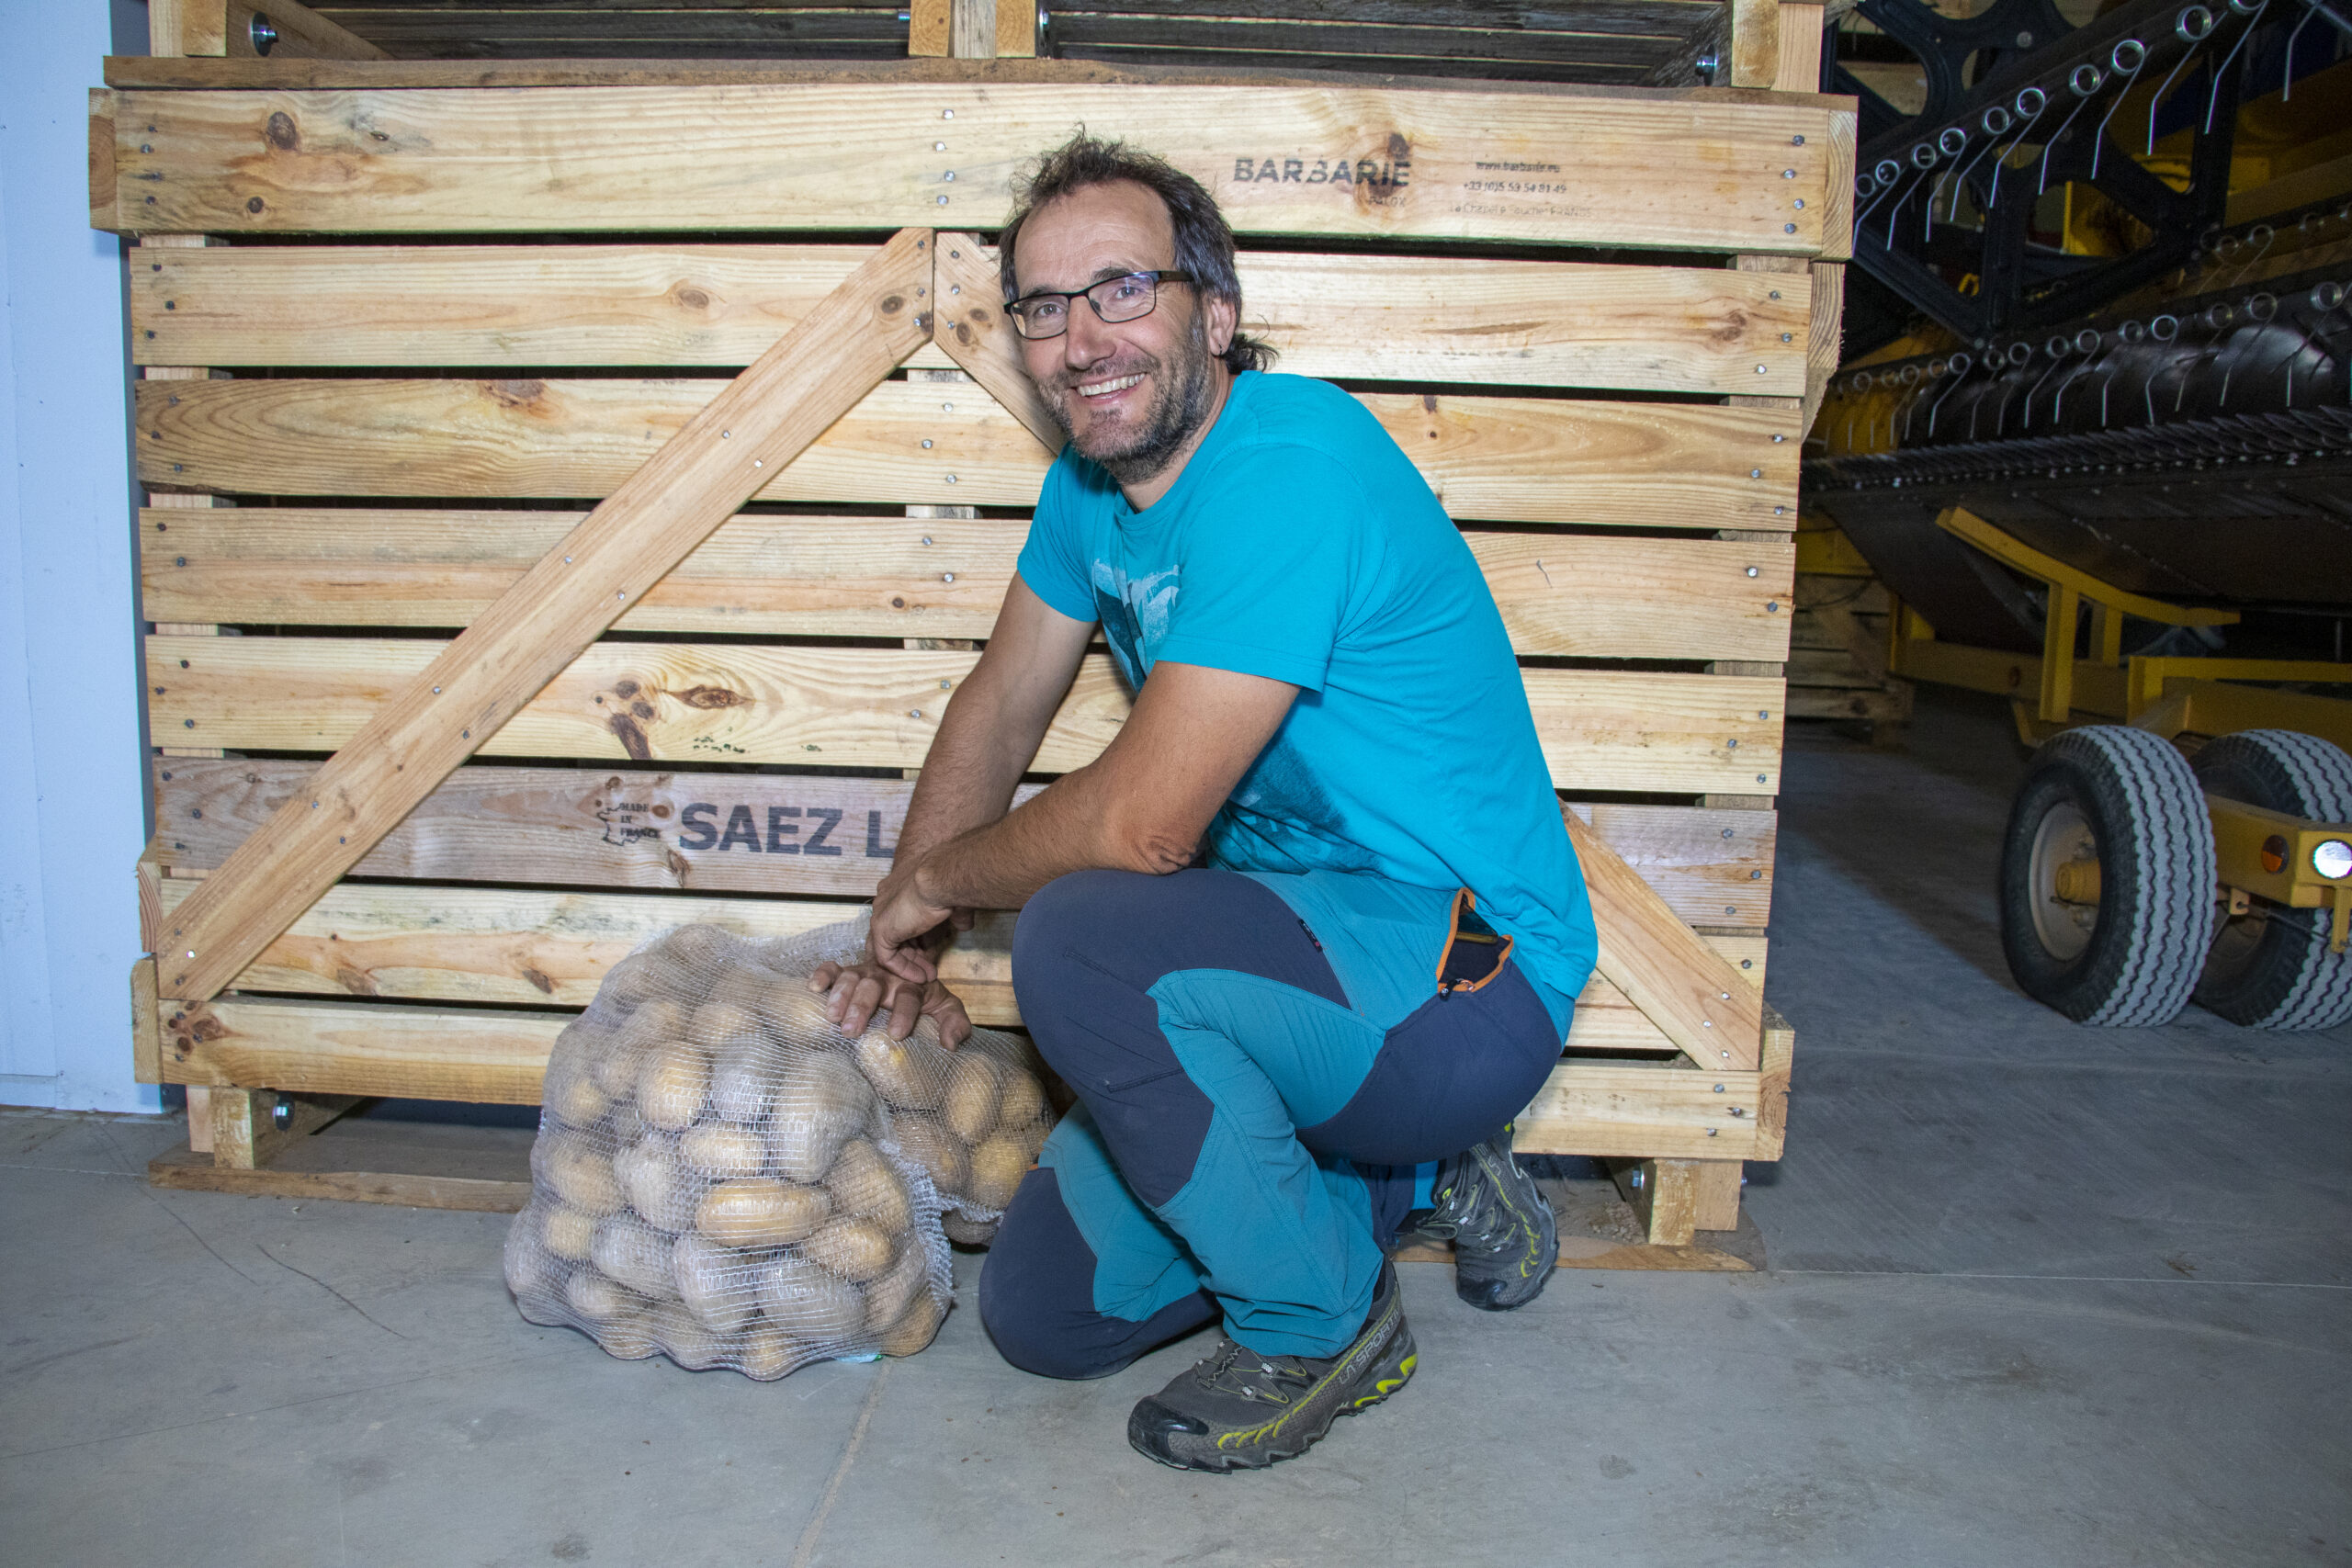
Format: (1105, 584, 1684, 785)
(1089, 560, 1181, 687)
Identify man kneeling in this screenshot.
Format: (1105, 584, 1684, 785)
(810, 135, 1598, 1472)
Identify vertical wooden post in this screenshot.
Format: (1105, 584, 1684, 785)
(1611, 1159, 1745, 1245)
(141, 236, 226, 1156)
(911, 0, 1034, 58)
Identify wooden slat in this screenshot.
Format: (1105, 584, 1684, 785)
(137, 378, 1803, 530)
(158, 874, 1021, 1021)
(139, 241, 1808, 397)
(1563, 806, 1767, 1071)
(152, 759, 1782, 926)
(107, 83, 1849, 256)
(147, 636, 1787, 793)
(148, 1145, 533, 1212)
(153, 875, 1762, 1046)
(158, 993, 1765, 1156)
(141, 507, 1797, 660)
(152, 228, 933, 1004)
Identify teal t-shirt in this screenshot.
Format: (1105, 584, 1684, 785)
(1014, 370, 1598, 1026)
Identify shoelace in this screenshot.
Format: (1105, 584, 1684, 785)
(1436, 1151, 1527, 1251)
(1192, 1338, 1313, 1404)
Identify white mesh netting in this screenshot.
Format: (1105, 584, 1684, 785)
(503, 919, 1051, 1379)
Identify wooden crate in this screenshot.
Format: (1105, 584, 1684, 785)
(100, 2, 1849, 1249)
(1787, 518, 1914, 731)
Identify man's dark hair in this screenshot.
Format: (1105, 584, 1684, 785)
(998, 133, 1276, 377)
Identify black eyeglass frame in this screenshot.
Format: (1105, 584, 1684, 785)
(1002, 270, 1197, 340)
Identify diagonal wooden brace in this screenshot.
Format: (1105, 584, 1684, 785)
(156, 228, 936, 1002)
(929, 233, 1066, 456)
(1563, 807, 1764, 1071)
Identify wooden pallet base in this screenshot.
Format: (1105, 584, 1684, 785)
(148, 1111, 1766, 1272)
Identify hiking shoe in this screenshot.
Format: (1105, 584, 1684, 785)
(1126, 1263, 1415, 1472)
(1420, 1122, 1558, 1311)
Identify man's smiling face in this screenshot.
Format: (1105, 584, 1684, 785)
(1012, 179, 1237, 494)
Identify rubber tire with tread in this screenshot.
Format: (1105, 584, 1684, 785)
(2191, 729, 2352, 1030)
(1999, 726, 2216, 1026)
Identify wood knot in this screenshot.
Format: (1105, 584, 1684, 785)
(674, 286, 710, 310)
(676, 685, 749, 710)
(613, 679, 639, 697)
(630, 700, 656, 720)
(608, 712, 652, 761)
(265, 111, 299, 151)
(520, 965, 556, 995)
(880, 294, 905, 314)
(245, 197, 266, 214)
(1713, 310, 1749, 344)
(952, 321, 974, 346)
(486, 378, 545, 408)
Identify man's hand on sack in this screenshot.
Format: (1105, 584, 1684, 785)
(809, 861, 975, 1046)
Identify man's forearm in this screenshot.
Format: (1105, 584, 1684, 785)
(894, 671, 1038, 872)
(912, 760, 1192, 911)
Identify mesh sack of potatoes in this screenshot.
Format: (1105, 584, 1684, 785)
(503, 918, 1053, 1379)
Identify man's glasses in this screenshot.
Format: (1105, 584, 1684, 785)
(1003, 270, 1195, 341)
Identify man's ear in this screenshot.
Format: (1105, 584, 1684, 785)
(1204, 290, 1238, 357)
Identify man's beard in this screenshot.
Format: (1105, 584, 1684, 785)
(1046, 312, 1218, 489)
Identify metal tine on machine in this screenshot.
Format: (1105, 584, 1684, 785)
(2206, 0, 2267, 133)
(2039, 62, 2109, 196)
(2148, 5, 2218, 153)
(2088, 39, 2148, 178)
(1926, 352, 1975, 436)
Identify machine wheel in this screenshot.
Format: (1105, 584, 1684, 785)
(2192, 730, 2352, 1030)
(1999, 727, 2216, 1025)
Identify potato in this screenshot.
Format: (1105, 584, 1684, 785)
(802, 1218, 896, 1284)
(541, 1201, 599, 1261)
(592, 1218, 682, 1301)
(863, 1231, 933, 1333)
(637, 1039, 713, 1132)
(966, 1132, 1033, 1213)
(503, 1223, 569, 1308)
(767, 1053, 875, 1183)
(941, 1210, 1000, 1247)
(764, 984, 844, 1044)
(696, 1179, 829, 1248)
(996, 1066, 1047, 1134)
(596, 1311, 662, 1360)
(655, 1311, 729, 1371)
(541, 1134, 624, 1216)
(692, 997, 763, 1048)
(594, 998, 681, 1096)
(888, 1112, 969, 1198)
(548, 1068, 611, 1129)
(853, 1025, 948, 1111)
(673, 1233, 761, 1334)
(562, 1268, 642, 1325)
(598, 952, 666, 1010)
(823, 1139, 910, 1234)
(707, 1037, 781, 1122)
(757, 1254, 868, 1344)
(680, 1120, 767, 1179)
(878, 1285, 946, 1358)
(660, 922, 739, 973)
(942, 1050, 1004, 1145)
(612, 1133, 701, 1233)
(737, 1322, 799, 1381)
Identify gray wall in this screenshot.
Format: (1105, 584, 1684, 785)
(0, 0, 158, 1112)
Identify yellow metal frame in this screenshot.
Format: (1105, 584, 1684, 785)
(1881, 506, 2352, 951)
(1884, 506, 2352, 754)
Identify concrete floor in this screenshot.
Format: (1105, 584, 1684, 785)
(6, 687, 2348, 1567)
